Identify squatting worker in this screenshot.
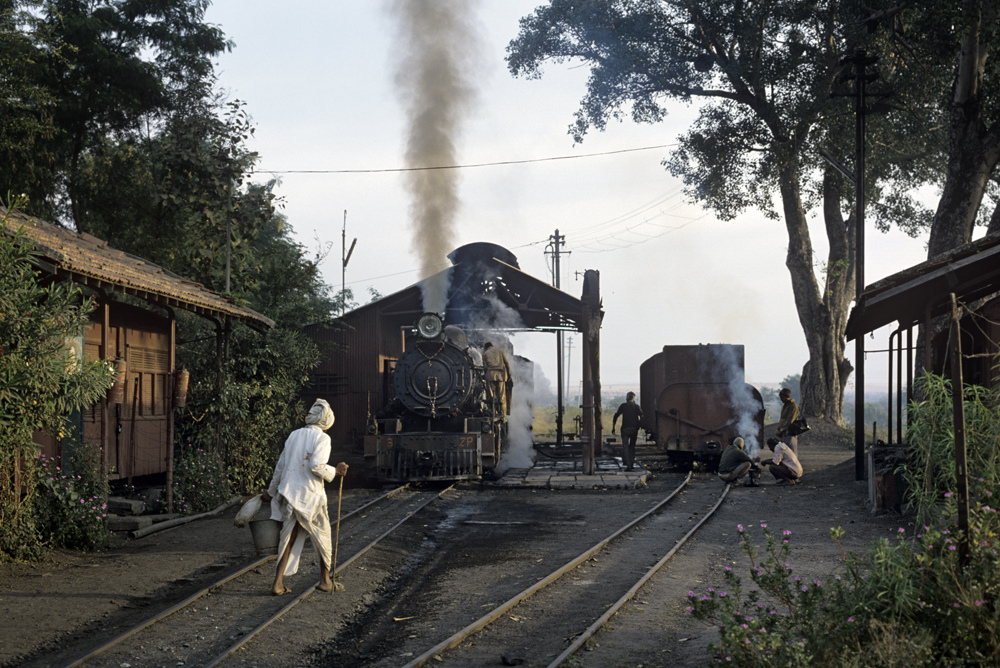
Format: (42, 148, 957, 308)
(762, 437, 802, 485)
(774, 388, 800, 455)
(260, 399, 348, 596)
(611, 391, 643, 471)
(483, 341, 512, 419)
(718, 437, 753, 484)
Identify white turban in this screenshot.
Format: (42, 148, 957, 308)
(732, 437, 744, 450)
(305, 399, 335, 431)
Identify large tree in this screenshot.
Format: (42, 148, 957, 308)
(0, 0, 229, 226)
(507, 0, 942, 424)
(915, 0, 1000, 255)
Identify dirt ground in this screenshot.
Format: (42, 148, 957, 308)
(0, 422, 904, 668)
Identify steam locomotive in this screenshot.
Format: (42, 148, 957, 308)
(363, 312, 510, 483)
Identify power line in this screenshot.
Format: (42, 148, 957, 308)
(257, 143, 678, 174)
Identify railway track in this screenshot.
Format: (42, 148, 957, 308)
(394, 473, 729, 668)
(63, 484, 450, 668)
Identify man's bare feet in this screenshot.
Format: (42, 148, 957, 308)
(272, 586, 291, 596)
(317, 579, 334, 593)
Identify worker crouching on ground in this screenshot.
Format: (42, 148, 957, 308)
(717, 437, 755, 485)
(261, 399, 349, 595)
(761, 437, 802, 485)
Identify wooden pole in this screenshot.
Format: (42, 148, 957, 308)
(948, 293, 970, 568)
(333, 476, 344, 592)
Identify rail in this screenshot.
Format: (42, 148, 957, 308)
(66, 484, 415, 668)
(399, 472, 731, 668)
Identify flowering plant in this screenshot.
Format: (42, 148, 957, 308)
(33, 452, 109, 550)
(689, 514, 1000, 666)
(172, 445, 233, 514)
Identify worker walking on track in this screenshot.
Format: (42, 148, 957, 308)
(612, 391, 644, 471)
(261, 399, 348, 595)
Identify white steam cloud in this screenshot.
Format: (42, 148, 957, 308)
(704, 345, 763, 458)
(501, 355, 536, 472)
(389, 0, 483, 315)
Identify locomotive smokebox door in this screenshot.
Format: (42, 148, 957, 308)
(394, 339, 474, 419)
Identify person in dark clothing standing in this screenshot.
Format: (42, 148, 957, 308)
(612, 391, 643, 471)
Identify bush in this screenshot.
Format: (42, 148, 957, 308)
(174, 318, 318, 495)
(902, 371, 1000, 527)
(33, 450, 109, 550)
(172, 445, 233, 514)
(689, 370, 1000, 665)
(1, 202, 116, 560)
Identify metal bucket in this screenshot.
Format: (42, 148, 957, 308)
(248, 519, 280, 556)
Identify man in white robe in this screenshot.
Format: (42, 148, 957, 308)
(261, 399, 348, 595)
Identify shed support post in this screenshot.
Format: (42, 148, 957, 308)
(580, 270, 602, 475)
(949, 294, 970, 568)
(166, 315, 176, 514)
(581, 321, 594, 476)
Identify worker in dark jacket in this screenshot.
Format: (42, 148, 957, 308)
(612, 391, 643, 471)
(718, 437, 753, 484)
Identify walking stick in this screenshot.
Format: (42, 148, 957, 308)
(332, 475, 345, 593)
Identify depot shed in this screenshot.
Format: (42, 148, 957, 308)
(304, 242, 606, 471)
(2, 207, 273, 487)
(847, 232, 1000, 447)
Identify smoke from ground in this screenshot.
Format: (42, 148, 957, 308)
(498, 354, 536, 473)
(461, 293, 536, 474)
(389, 0, 482, 315)
(703, 345, 762, 458)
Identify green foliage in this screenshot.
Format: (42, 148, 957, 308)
(507, 0, 938, 231)
(171, 445, 232, 514)
(532, 402, 622, 440)
(0, 203, 116, 560)
(901, 371, 1000, 530)
(34, 449, 109, 550)
(175, 319, 321, 495)
(2, 1, 344, 510)
(14, 0, 229, 225)
(691, 375, 1000, 665)
(690, 519, 1000, 666)
(779, 375, 801, 403)
(0, 3, 62, 208)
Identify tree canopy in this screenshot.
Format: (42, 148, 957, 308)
(507, 0, 1000, 422)
(1, 0, 344, 510)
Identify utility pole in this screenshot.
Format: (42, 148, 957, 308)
(848, 49, 876, 482)
(564, 335, 574, 409)
(342, 210, 357, 315)
(545, 229, 566, 445)
(825, 49, 877, 482)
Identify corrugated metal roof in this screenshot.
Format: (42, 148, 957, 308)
(846, 232, 1000, 340)
(340, 256, 589, 331)
(1, 206, 274, 330)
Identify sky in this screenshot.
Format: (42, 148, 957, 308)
(202, 0, 939, 397)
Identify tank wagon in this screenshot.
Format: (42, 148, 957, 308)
(639, 344, 765, 467)
(364, 312, 513, 483)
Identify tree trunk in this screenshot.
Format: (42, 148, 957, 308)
(928, 0, 1000, 258)
(921, 0, 1000, 375)
(776, 155, 855, 426)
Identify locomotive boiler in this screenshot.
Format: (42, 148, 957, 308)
(363, 312, 510, 483)
(640, 344, 765, 468)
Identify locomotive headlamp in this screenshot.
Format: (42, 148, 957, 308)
(416, 312, 444, 339)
